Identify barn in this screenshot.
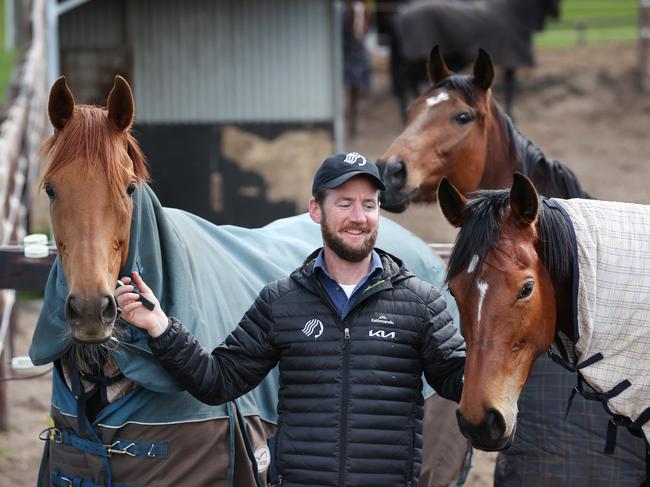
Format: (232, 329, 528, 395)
(46, 0, 344, 226)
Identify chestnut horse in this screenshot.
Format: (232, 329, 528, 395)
(438, 174, 650, 482)
(32, 77, 469, 486)
(377, 46, 589, 212)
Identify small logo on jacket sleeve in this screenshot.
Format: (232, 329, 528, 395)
(302, 318, 324, 339)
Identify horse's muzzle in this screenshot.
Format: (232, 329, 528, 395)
(65, 293, 118, 342)
(456, 408, 513, 451)
(377, 159, 407, 191)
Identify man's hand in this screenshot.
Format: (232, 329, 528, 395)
(115, 272, 169, 338)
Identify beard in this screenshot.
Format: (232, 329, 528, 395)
(320, 213, 377, 263)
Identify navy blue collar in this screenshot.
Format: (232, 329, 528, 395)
(313, 249, 383, 319)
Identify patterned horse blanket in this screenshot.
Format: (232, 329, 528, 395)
(558, 198, 650, 444)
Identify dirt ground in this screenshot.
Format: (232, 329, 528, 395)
(2, 42, 650, 486)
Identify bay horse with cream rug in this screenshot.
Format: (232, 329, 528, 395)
(31, 76, 468, 486)
(439, 173, 649, 484)
(379, 45, 646, 486)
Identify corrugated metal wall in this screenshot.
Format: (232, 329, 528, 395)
(59, 0, 337, 123)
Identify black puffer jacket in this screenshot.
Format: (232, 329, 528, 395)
(150, 250, 466, 487)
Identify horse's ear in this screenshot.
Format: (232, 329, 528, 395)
(509, 172, 539, 225)
(472, 48, 494, 91)
(438, 178, 467, 227)
(48, 76, 75, 130)
(427, 45, 450, 84)
(107, 75, 135, 131)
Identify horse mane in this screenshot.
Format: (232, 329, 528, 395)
(40, 105, 149, 207)
(499, 109, 590, 199)
(446, 190, 574, 288)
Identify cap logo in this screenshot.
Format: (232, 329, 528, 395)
(343, 152, 366, 166)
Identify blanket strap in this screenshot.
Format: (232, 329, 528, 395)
(569, 352, 632, 455)
(41, 426, 170, 459)
(547, 347, 576, 373)
(562, 353, 604, 418)
(50, 469, 134, 487)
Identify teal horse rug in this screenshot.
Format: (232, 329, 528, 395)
(30, 185, 460, 487)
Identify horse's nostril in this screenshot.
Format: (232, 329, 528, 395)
(485, 408, 506, 441)
(385, 160, 407, 189)
(101, 294, 118, 324)
(65, 294, 81, 324)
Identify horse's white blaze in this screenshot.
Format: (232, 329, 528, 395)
(426, 92, 450, 107)
(477, 280, 488, 325)
(467, 254, 479, 273)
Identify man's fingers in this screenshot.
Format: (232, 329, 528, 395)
(119, 276, 132, 285)
(131, 272, 152, 294)
(115, 286, 134, 297)
(122, 301, 143, 315)
(116, 292, 141, 306)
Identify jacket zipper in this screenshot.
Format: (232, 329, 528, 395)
(310, 274, 393, 485)
(339, 327, 351, 486)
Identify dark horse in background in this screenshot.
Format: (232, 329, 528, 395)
(376, 48, 647, 486)
(384, 0, 560, 117)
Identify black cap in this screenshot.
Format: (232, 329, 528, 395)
(311, 152, 386, 195)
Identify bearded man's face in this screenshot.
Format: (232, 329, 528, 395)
(318, 177, 379, 262)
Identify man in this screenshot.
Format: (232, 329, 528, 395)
(116, 152, 466, 487)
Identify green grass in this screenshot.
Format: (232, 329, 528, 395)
(535, 0, 639, 49)
(0, 0, 18, 104)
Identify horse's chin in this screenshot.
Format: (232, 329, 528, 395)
(70, 326, 114, 344)
(469, 432, 515, 452)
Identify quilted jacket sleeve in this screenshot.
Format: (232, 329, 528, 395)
(148, 286, 280, 405)
(421, 286, 466, 403)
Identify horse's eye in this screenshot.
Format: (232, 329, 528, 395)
(44, 183, 56, 200)
(517, 282, 534, 300)
(454, 112, 473, 125)
(126, 182, 137, 196)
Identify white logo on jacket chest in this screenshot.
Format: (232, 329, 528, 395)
(369, 329, 396, 339)
(302, 319, 324, 339)
(371, 314, 394, 325)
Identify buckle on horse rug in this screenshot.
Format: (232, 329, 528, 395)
(106, 440, 137, 457)
(39, 427, 63, 443)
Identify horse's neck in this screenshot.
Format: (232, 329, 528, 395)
(481, 104, 519, 189)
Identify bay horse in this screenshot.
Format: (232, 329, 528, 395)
(378, 46, 648, 486)
(438, 174, 650, 482)
(31, 76, 468, 486)
(377, 45, 589, 213)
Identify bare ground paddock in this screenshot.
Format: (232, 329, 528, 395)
(2, 42, 649, 486)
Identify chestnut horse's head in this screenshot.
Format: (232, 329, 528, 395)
(41, 76, 148, 344)
(438, 174, 572, 451)
(378, 46, 504, 212)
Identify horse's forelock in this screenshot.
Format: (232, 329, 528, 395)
(446, 189, 510, 282)
(40, 105, 149, 209)
(431, 75, 478, 106)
